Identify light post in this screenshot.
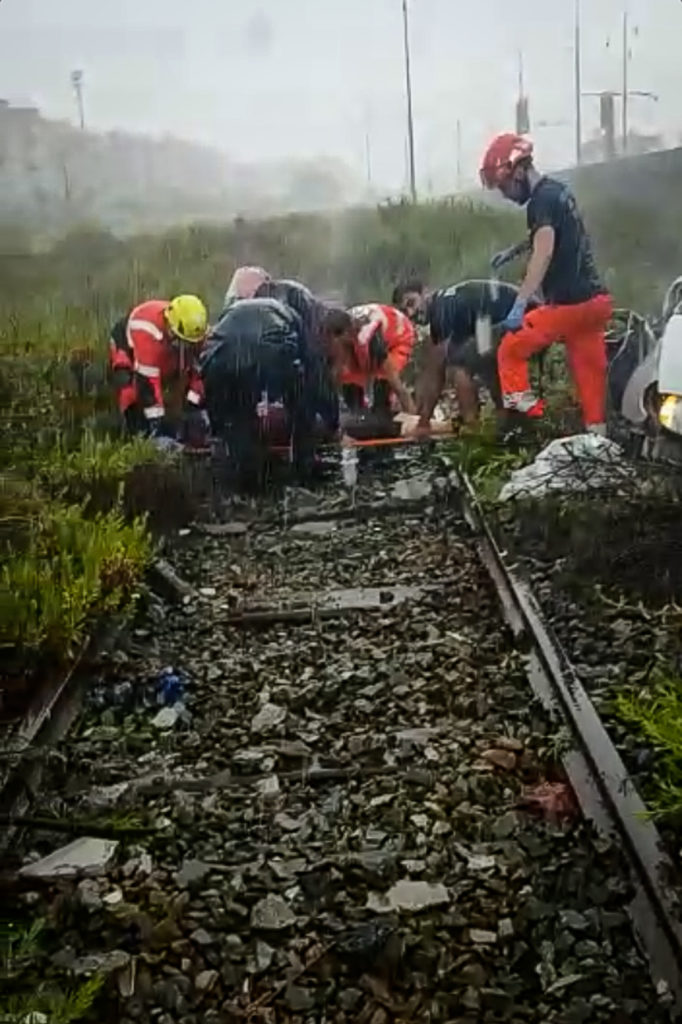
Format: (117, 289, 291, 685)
(574, 0, 582, 164)
(71, 70, 85, 130)
(401, 0, 417, 202)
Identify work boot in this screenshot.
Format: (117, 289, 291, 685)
(496, 409, 543, 447)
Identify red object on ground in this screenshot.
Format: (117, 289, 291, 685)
(497, 293, 613, 426)
(517, 781, 579, 825)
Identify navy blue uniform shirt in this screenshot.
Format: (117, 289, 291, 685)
(527, 177, 604, 305)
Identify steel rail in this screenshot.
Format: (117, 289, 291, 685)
(0, 618, 126, 836)
(455, 468, 682, 1014)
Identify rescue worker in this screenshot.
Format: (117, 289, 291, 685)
(255, 278, 327, 352)
(320, 303, 417, 416)
(223, 266, 271, 310)
(255, 278, 340, 441)
(392, 278, 538, 431)
(479, 133, 612, 435)
(109, 294, 209, 444)
(200, 297, 339, 489)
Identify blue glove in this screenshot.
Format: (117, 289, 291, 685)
(502, 296, 528, 332)
(151, 434, 184, 454)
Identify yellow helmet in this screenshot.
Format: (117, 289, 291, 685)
(166, 294, 208, 343)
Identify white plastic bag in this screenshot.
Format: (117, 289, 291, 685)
(498, 434, 630, 502)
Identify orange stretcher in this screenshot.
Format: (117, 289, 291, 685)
(268, 430, 455, 455)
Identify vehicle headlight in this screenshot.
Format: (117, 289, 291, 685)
(659, 394, 682, 436)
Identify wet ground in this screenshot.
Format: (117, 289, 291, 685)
(1, 459, 672, 1023)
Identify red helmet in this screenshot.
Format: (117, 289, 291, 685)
(480, 133, 534, 189)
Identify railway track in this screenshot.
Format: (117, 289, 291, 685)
(1, 449, 680, 1022)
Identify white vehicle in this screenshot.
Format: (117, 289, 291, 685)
(607, 277, 682, 462)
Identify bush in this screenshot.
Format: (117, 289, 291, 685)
(41, 431, 166, 510)
(0, 500, 151, 678)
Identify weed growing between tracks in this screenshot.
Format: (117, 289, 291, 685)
(616, 662, 682, 819)
(1, 914, 103, 1024)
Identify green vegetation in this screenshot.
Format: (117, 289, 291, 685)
(617, 664, 682, 818)
(1, 917, 103, 1024)
(1, 500, 149, 676)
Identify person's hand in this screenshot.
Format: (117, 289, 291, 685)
(340, 432, 355, 448)
(491, 246, 515, 272)
(404, 417, 433, 439)
(502, 296, 528, 332)
(151, 434, 184, 454)
(149, 417, 175, 440)
(491, 240, 530, 272)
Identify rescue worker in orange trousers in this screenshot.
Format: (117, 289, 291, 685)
(320, 303, 417, 416)
(109, 294, 209, 446)
(480, 133, 613, 434)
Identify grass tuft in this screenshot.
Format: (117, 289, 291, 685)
(616, 665, 682, 818)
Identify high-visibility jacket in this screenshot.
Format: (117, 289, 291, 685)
(109, 300, 204, 423)
(341, 303, 416, 389)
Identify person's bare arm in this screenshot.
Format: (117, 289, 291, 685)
(381, 357, 416, 414)
(517, 226, 555, 303)
(416, 342, 447, 426)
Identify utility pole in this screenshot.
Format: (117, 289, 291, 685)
(363, 101, 373, 189)
(621, 8, 628, 153)
(71, 69, 85, 130)
(515, 51, 530, 134)
(401, 0, 417, 202)
(583, 89, 657, 161)
(574, 0, 582, 164)
(456, 119, 462, 191)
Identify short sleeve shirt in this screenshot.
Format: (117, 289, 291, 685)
(427, 280, 521, 348)
(527, 177, 604, 305)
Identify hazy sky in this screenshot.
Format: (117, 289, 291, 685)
(1, 0, 680, 192)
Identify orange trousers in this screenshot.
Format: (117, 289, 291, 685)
(498, 293, 613, 425)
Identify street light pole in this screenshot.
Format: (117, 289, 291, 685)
(401, 0, 417, 202)
(574, 0, 582, 164)
(621, 8, 629, 153)
(71, 69, 85, 130)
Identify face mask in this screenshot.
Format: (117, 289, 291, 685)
(504, 174, 532, 206)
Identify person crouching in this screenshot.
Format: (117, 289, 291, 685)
(200, 297, 339, 490)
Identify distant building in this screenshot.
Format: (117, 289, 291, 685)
(0, 101, 364, 234)
(581, 129, 664, 165)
